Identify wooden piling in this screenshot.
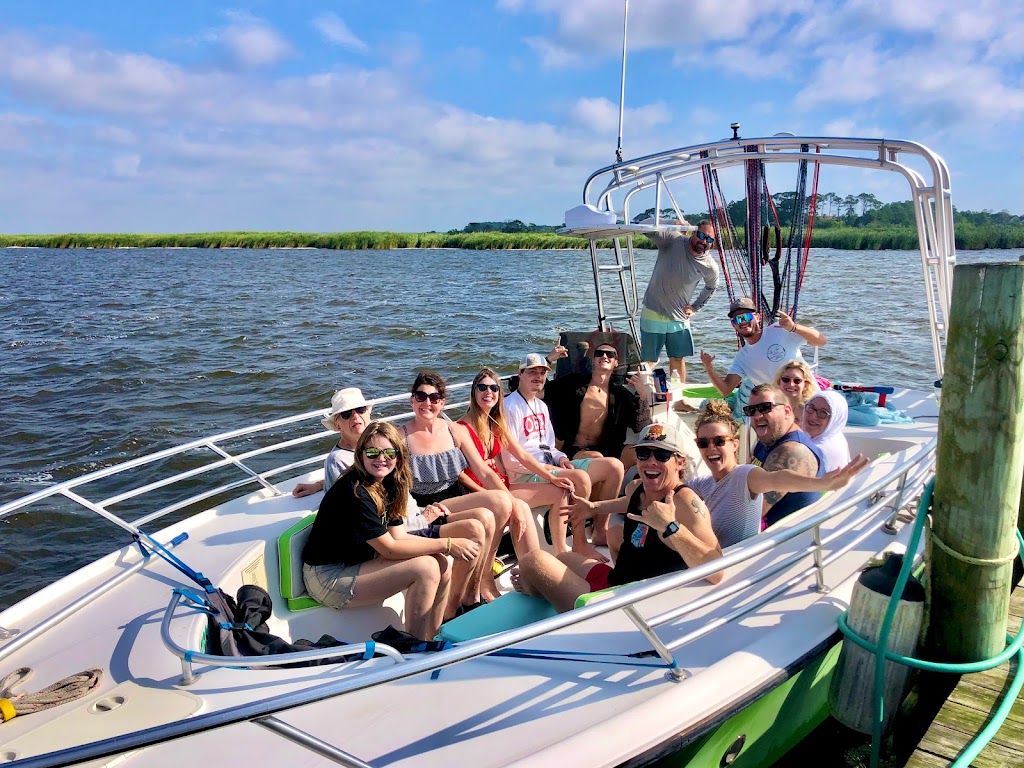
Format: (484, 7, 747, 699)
(927, 261, 1024, 662)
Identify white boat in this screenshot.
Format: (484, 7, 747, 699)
(0, 135, 954, 768)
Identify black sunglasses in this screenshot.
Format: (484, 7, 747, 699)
(412, 391, 444, 403)
(475, 383, 500, 393)
(635, 446, 675, 462)
(742, 401, 785, 417)
(340, 405, 369, 419)
(593, 348, 617, 359)
(696, 435, 730, 449)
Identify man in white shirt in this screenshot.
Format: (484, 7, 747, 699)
(505, 354, 624, 556)
(700, 297, 827, 397)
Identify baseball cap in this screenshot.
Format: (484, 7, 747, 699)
(634, 423, 688, 456)
(518, 353, 551, 372)
(728, 297, 757, 317)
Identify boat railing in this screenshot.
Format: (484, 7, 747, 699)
(19, 438, 938, 768)
(158, 441, 935, 686)
(0, 382, 479, 531)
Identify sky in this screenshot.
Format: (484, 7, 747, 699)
(0, 0, 1020, 234)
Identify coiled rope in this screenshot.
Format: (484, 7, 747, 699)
(0, 667, 103, 723)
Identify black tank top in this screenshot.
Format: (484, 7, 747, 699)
(610, 484, 688, 586)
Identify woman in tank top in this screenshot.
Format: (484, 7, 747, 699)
(690, 400, 868, 545)
(402, 370, 526, 603)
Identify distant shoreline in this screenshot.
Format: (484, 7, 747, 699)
(0, 228, 1021, 250)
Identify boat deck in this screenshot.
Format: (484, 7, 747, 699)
(903, 578, 1024, 767)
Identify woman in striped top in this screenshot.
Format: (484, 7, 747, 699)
(688, 400, 868, 547)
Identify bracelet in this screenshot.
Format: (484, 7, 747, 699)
(446, 537, 452, 555)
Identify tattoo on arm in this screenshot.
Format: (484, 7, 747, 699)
(690, 496, 706, 517)
(763, 443, 817, 507)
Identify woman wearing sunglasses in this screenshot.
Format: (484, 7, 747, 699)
(402, 370, 524, 604)
(458, 367, 590, 558)
(301, 422, 481, 641)
(772, 360, 819, 427)
(690, 400, 867, 546)
(512, 423, 723, 613)
(802, 390, 851, 472)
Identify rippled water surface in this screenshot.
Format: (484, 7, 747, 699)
(0, 246, 1010, 608)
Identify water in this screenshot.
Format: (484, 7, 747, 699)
(0, 247, 1009, 610)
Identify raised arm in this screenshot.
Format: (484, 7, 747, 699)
(700, 350, 742, 397)
(746, 454, 869, 496)
(776, 310, 827, 348)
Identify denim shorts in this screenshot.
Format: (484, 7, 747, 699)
(302, 561, 360, 609)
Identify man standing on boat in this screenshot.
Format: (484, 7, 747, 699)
(700, 297, 827, 398)
(744, 383, 824, 528)
(640, 220, 720, 384)
(505, 354, 625, 559)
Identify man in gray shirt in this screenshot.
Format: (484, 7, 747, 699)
(640, 219, 720, 384)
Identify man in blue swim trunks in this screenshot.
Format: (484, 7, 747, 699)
(641, 219, 720, 384)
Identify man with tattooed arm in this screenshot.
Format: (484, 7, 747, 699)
(744, 383, 825, 528)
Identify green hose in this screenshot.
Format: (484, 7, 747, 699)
(836, 480, 1024, 768)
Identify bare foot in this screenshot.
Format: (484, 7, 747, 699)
(572, 541, 609, 564)
(510, 566, 529, 595)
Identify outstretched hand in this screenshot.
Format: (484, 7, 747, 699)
(776, 310, 797, 332)
(821, 454, 870, 490)
(699, 349, 716, 368)
(626, 487, 678, 531)
(562, 490, 594, 531)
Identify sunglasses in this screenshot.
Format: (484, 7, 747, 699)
(742, 401, 785, 417)
(695, 230, 716, 245)
(364, 447, 398, 460)
(779, 376, 804, 386)
(804, 403, 832, 420)
(340, 405, 369, 419)
(634, 446, 676, 462)
(593, 349, 617, 359)
(412, 391, 444, 403)
(475, 383, 500, 393)
(731, 312, 756, 326)
(696, 435, 730, 449)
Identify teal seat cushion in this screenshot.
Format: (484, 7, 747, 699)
(438, 592, 557, 643)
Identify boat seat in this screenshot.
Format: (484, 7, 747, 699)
(278, 514, 320, 611)
(437, 584, 624, 643)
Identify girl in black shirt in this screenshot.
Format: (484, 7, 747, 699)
(302, 422, 481, 640)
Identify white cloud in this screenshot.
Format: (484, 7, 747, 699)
(111, 153, 140, 177)
(312, 13, 369, 52)
(217, 13, 294, 69)
(569, 97, 670, 134)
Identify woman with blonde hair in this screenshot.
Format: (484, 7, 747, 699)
(690, 400, 868, 544)
(301, 422, 481, 640)
(773, 359, 818, 425)
(458, 367, 591, 557)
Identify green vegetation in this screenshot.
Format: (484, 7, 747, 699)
(1, 203, 1021, 250)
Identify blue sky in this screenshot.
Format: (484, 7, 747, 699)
(0, 0, 1020, 233)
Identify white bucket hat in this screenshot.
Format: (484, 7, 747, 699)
(321, 388, 370, 431)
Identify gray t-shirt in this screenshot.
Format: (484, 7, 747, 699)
(642, 231, 720, 321)
(688, 464, 762, 548)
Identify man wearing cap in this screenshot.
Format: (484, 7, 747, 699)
(512, 422, 723, 613)
(640, 220, 720, 384)
(700, 297, 827, 398)
(505, 353, 625, 559)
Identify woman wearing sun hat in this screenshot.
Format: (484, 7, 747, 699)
(512, 422, 724, 613)
(292, 387, 374, 497)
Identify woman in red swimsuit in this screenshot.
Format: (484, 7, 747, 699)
(458, 367, 587, 558)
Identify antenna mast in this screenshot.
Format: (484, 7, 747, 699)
(615, 0, 629, 163)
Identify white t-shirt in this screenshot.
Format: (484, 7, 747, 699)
(503, 390, 567, 478)
(687, 464, 762, 548)
(727, 323, 807, 386)
(322, 444, 426, 532)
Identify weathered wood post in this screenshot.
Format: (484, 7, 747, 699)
(927, 261, 1024, 661)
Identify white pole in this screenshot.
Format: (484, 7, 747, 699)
(615, 0, 629, 163)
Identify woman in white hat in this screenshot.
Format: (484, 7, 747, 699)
(293, 388, 373, 498)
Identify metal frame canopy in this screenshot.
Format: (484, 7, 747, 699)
(558, 135, 955, 382)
